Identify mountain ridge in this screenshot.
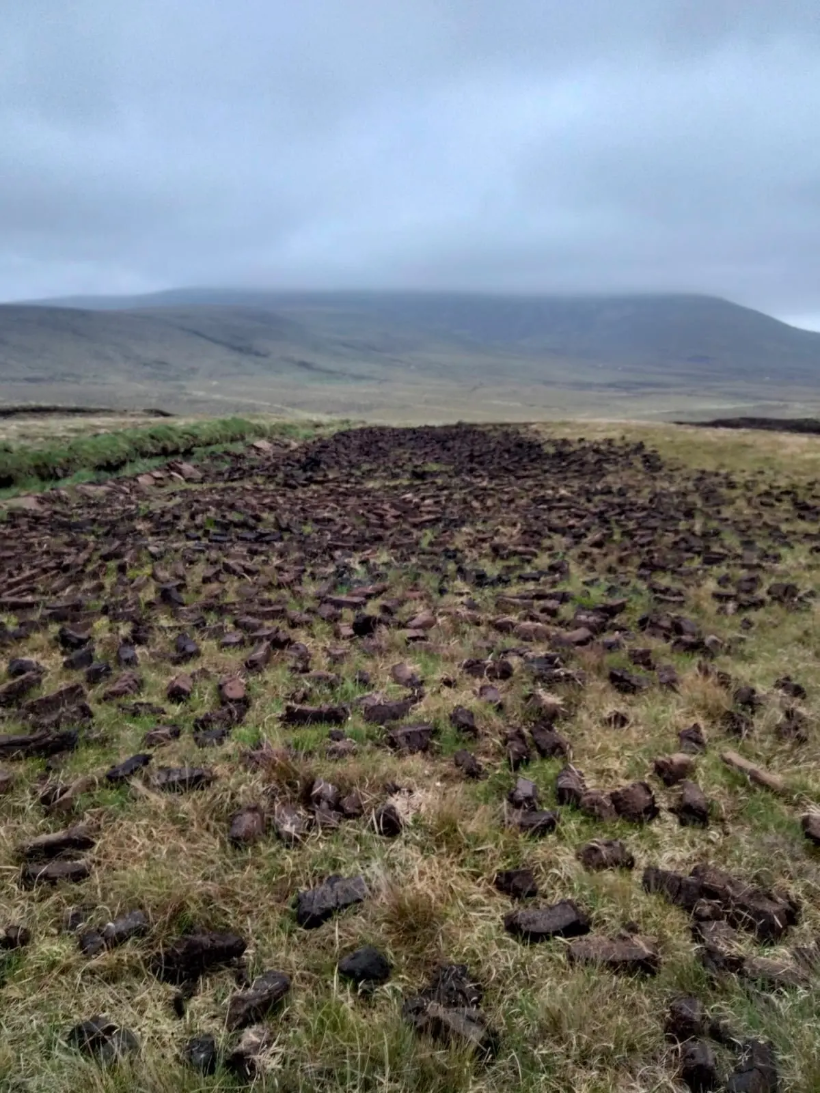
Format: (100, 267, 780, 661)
(1, 290, 819, 418)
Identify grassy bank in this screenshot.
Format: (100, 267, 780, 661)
(0, 416, 321, 492)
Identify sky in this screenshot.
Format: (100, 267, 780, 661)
(2, 1, 820, 327)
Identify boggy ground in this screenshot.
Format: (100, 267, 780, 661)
(0, 423, 819, 1093)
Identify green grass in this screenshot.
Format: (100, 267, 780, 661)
(0, 416, 333, 494)
(1, 421, 820, 1090)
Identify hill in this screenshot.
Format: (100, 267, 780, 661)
(2, 291, 820, 420)
(1, 419, 819, 1090)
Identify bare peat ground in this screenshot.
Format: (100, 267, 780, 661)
(0, 423, 819, 1092)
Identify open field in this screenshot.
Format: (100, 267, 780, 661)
(4, 291, 820, 421)
(0, 420, 819, 1091)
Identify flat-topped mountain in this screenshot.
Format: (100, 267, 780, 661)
(2, 291, 818, 416)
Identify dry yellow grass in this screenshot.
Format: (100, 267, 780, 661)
(0, 420, 820, 1091)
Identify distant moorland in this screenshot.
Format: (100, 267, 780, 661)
(2, 289, 820, 421)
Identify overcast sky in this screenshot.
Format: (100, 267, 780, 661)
(2, 1, 820, 326)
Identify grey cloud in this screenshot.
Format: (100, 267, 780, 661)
(1, 0, 819, 318)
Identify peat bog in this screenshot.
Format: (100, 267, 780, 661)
(0, 423, 819, 1091)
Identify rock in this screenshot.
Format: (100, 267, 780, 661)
(226, 970, 291, 1030)
(494, 868, 538, 899)
(406, 609, 436, 631)
(454, 749, 484, 779)
(86, 661, 112, 685)
(229, 805, 267, 847)
(465, 657, 513, 681)
(106, 753, 152, 783)
(20, 859, 91, 888)
(505, 727, 531, 769)
(102, 671, 141, 701)
(66, 1016, 140, 1063)
(567, 934, 660, 975)
(503, 899, 591, 942)
(327, 736, 358, 760)
(507, 776, 539, 810)
(151, 767, 215, 792)
(653, 753, 694, 786)
(0, 925, 30, 950)
(0, 671, 44, 706)
(450, 706, 477, 736)
(609, 668, 651, 694)
(510, 809, 560, 836)
(742, 955, 809, 990)
(775, 675, 806, 700)
(339, 791, 364, 818)
(726, 1040, 778, 1093)
(193, 726, 230, 748)
(610, 781, 658, 823)
(151, 930, 247, 983)
(7, 658, 42, 678)
(556, 765, 587, 806)
(665, 996, 707, 1042)
(680, 1040, 720, 1092)
(409, 1001, 496, 1058)
(361, 695, 419, 724)
(373, 803, 404, 837)
(530, 723, 569, 758)
(245, 641, 273, 672)
(295, 874, 368, 928)
(272, 803, 309, 845)
(734, 685, 762, 711)
(680, 723, 708, 753)
(78, 930, 106, 957)
(218, 675, 246, 704)
(392, 662, 422, 688)
(643, 864, 798, 942)
(117, 643, 139, 668)
(225, 1025, 275, 1081)
(657, 664, 680, 690)
(142, 724, 180, 747)
(402, 964, 497, 1059)
(576, 839, 634, 871)
(776, 706, 809, 743)
(309, 778, 340, 813)
(578, 790, 617, 821)
(673, 781, 710, 827)
(338, 945, 391, 986)
(282, 703, 348, 726)
(22, 683, 90, 723)
(722, 710, 754, 738)
(554, 626, 594, 647)
(58, 627, 92, 651)
(386, 724, 435, 753)
(100, 910, 149, 949)
(183, 1033, 218, 1075)
(0, 728, 79, 760)
(173, 634, 200, 661)
(166, 673, 193, 702)
(642, 866, 704, 912)
(629, 647, 655, 669)
(801, 813, 820, 846)
(39, 774, 97, 814)
(478, 683, 503, 707)
(20, 823, 95, 861)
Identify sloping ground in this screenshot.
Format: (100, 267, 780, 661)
(683, 417, 820, 435)
(3, 292, 820, 418)
(0, 424, 818, 1091)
